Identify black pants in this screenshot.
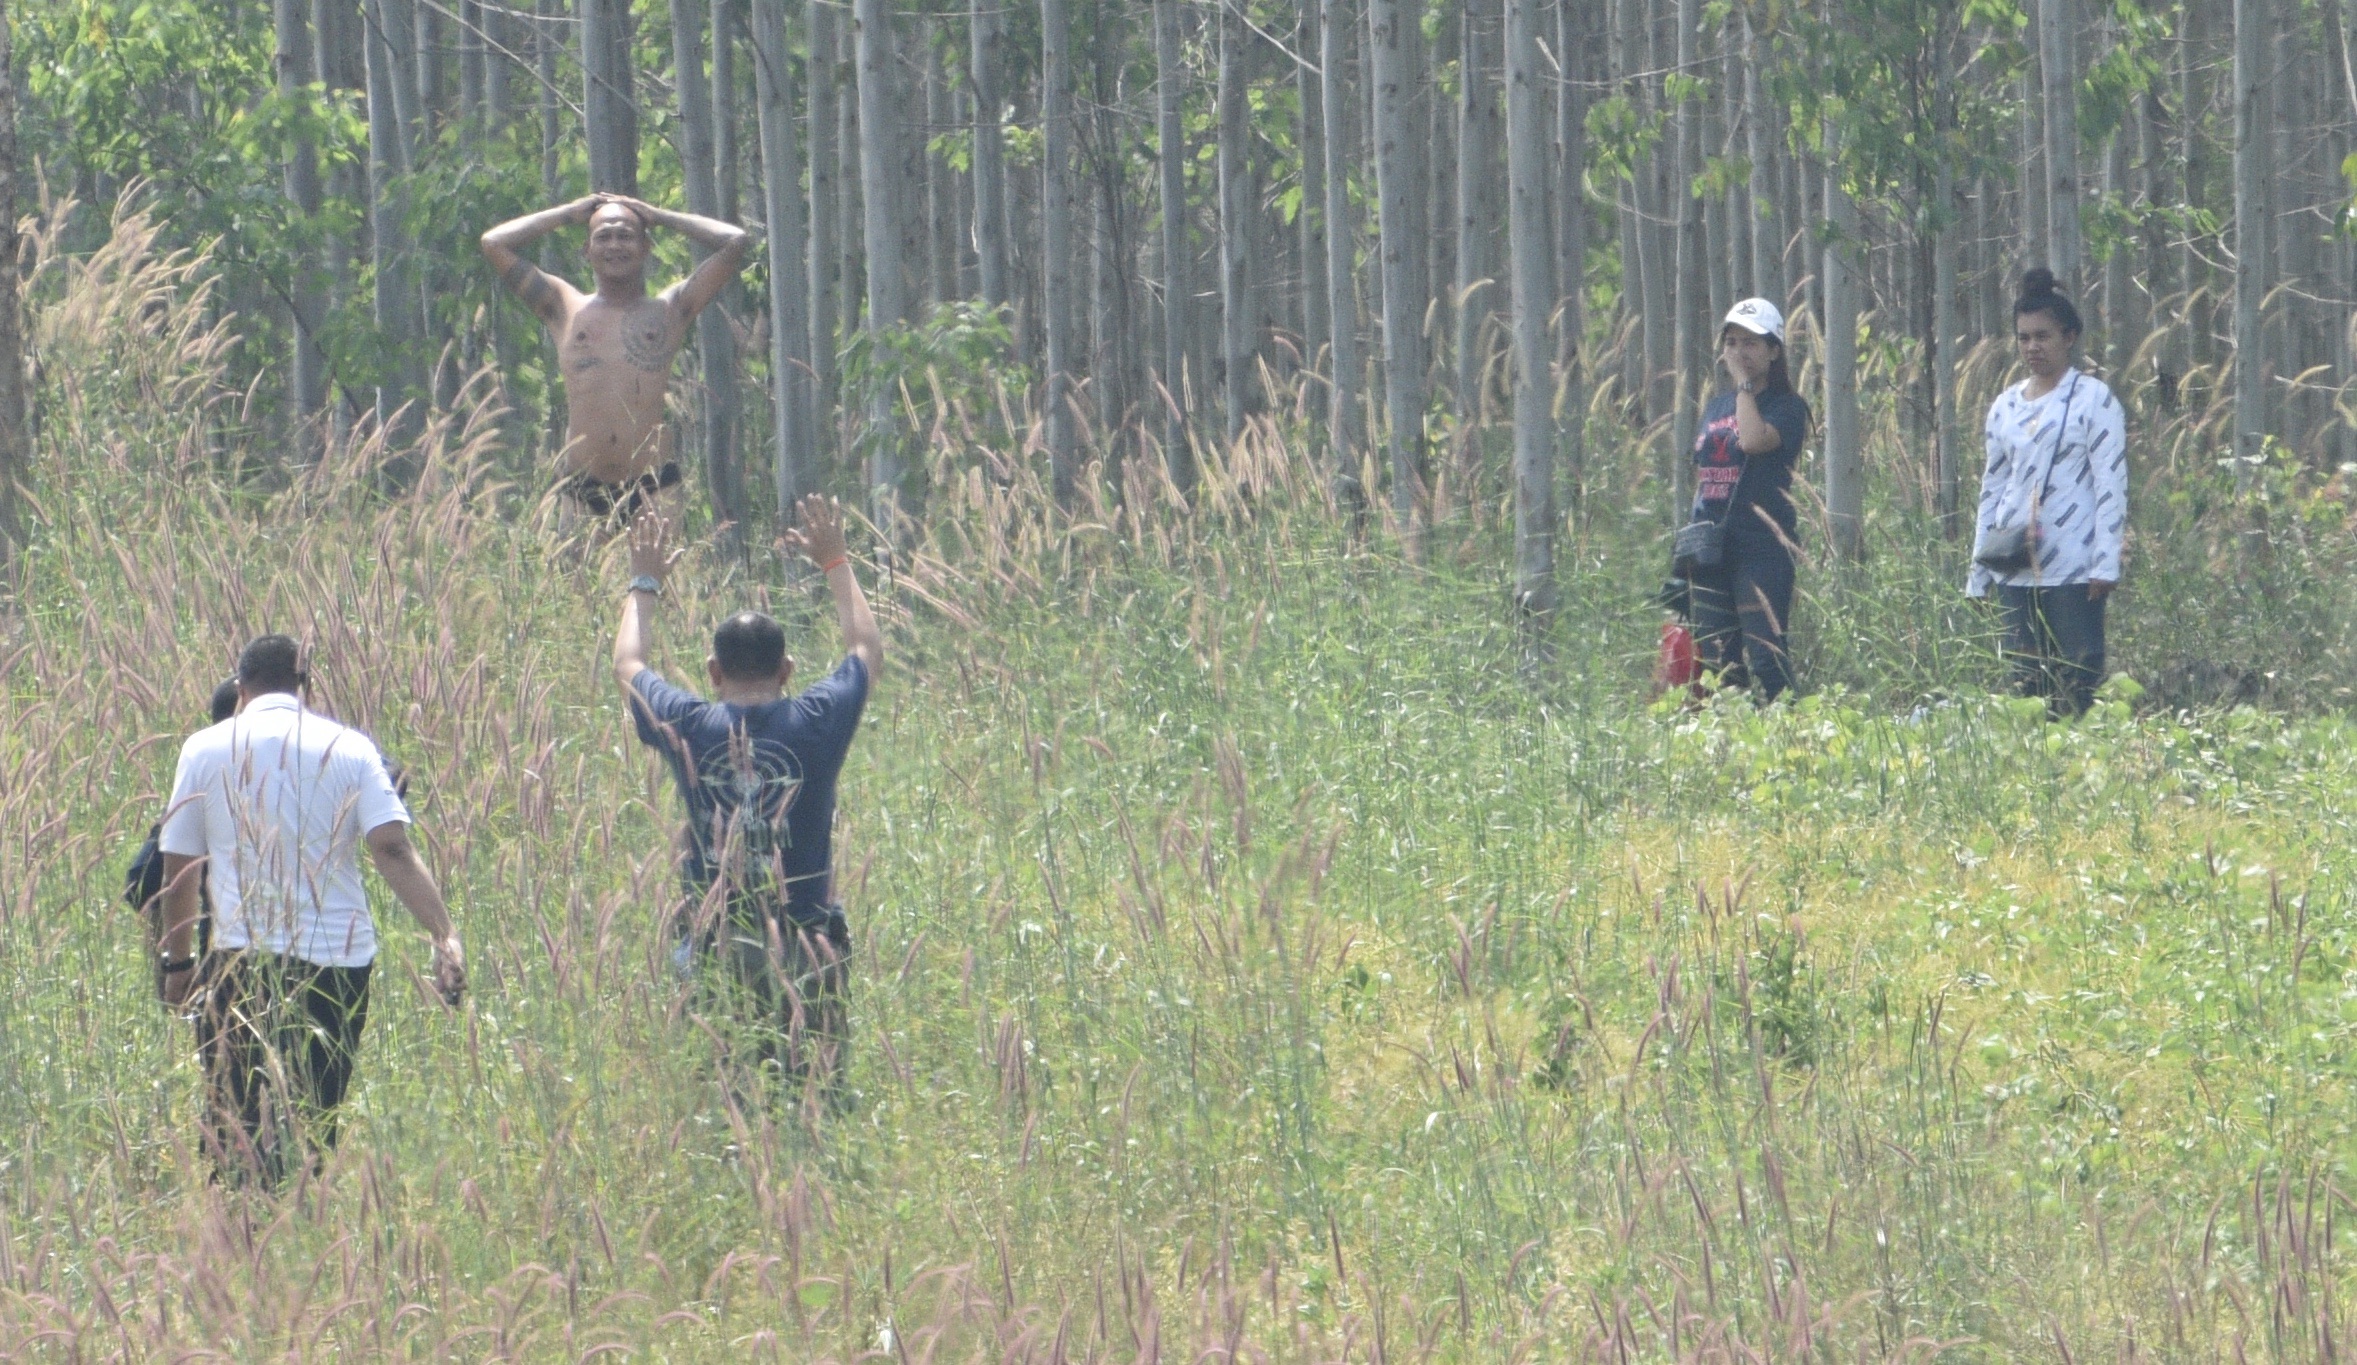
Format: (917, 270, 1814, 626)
(1998, 583, 2107, 717)
(193, 952, 372, 1188)
(1690, 537, 1796, 702)
(683, 897, 853, 1110)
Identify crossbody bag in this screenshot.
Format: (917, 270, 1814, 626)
(1972, 372, 2080, 573)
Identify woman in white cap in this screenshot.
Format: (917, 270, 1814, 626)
(1680, 298, 1813, 701)
(1965, 268, 2126, 717)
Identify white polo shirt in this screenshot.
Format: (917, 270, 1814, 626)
(158, 693, 410, 968)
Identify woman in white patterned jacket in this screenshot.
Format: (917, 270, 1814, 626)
(1966, 268, 2128, 717)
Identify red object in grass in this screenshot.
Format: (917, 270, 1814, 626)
(1655, 621, 1701, 694)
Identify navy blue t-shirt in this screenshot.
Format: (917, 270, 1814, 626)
(629, 656, 870, 920)
(1690, 387, 1811, 546)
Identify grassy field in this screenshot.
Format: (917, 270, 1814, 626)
(10, 206, 2357, 1363)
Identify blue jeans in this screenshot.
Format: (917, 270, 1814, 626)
(1997, 584, 2106, 716)
(1691, 537, 1796, 702)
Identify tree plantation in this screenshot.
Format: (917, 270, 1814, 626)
(13, 0, 2357, 1359)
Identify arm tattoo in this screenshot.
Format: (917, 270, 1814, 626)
(503, 259, 556, 315)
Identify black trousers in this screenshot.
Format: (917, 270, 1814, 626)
(684, 896, 853, 1110)
(193, 951, 372, 1188)
(1997, 583, 2107, 717)
(1690, 537, 1797, 702)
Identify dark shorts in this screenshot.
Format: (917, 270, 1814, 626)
(561, 460, 682, 522)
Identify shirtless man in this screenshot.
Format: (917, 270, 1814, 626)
(481, 195, 748, 524)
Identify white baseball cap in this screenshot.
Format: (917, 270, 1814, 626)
(1722, 297, 1785, 345)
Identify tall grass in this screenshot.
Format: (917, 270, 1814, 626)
(7, 196, 2357, 1360)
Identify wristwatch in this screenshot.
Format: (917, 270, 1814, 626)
(627, 573, 663, 597)
(1737, 380, 1759, 396)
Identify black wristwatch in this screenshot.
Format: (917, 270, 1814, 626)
(159, 956, 197, 975)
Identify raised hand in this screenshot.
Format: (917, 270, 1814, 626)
(627, 508, 681, 585)
(780, 494, 850, 571)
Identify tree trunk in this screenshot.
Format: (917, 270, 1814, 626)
(1933, 134, 1961, 536)
(2232, 0, 2267, 475)
(1216, 0, 1254, 446)
(807, 0, 839, 467)
(1368, 0, 1428, 541)
(753, 0, 812, 512)
(1822, 125, 1864, 561)
(971, 0, 1011, 316)
(582, 0, 638, 193)
(459, 0, 486, 134)
(2039, 0, 2082, 293)
(1553, 0, 1587, 505)
(1505, 0, 1556, 625)
(276, 0, 329, 436)
(1740, 8, 1780, 310)
(0, 0, 27, 569)
(1321, 0, 1365, 498)
(1151, 0, 1193, 484)
(1668, 0, 1702, 500)
(853, 0, 906, 528)
(714, 0, 743, 221)
(365, 0, 423, 448)
(674, 0, 744, 531)
(924, 29, 955, 307)
(1454, 0, 1500, 434)
(1041, 0, 1079, 502)
(1297, 3, 1330, 397)
(2019, 67, 2045, 277)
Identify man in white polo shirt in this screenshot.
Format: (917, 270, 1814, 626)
(155, 635, 465, 1186)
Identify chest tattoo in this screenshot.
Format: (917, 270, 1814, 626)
(622, 323, 674, 373)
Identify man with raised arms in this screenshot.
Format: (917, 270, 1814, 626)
(481, 194, 748, 525)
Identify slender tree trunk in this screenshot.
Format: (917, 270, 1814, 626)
(971, 0, 1010, 315)
(365, 0, 423, 448)
(807, 0, 838, 466)
(1151, 0, 1193, 485)
(1368, 0, 1428, 541)
(1454, 0, 1500, 434)
(1217, 0, 1254, 445)
(924, 29, 954, 307)
(2040, 0, 2083, 293)
(1740, 9, 1780, 310)
(1554, 0, 1587, 506)
(674, 0, 743, 530)
(485, 0, 511, 123)
(1297, 3, 1330, 395)
(2020, 67, 2046, 276)
(0, 0, 26, 569)
(459, 0, 486, 135)
(837, 18, 865, 337)
(276, 0, 329, 436)
(714, 0, 743, 221)
(2103, 121, 2137, 375)
(753, 0, 812, 512)
(854, 0, 906, 530)
(1322, 0, 1365, 498)
(1041, 0, 1079, 502)
(582, 0, 638, 193)
(1822, 124, 1864, 561)
(1668, 0, 1702, 499)
(1933, 94, 1961, 536)
(2233, 0, 2268, 475)
(538, 0, 561, 210)
(1505, 0, 1555, 624)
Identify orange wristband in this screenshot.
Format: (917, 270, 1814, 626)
(817, 555, 847, 575)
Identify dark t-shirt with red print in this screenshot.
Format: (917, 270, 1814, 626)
(1690, 386, 1811, 549)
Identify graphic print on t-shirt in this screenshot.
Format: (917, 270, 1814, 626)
(1693, 412, 1743, 514)
(693, 728, 806, 905)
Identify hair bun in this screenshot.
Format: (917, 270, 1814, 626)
(2019, 266, 2060, 298)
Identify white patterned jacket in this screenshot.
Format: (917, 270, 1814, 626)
(1966, 368, 2128, 596)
